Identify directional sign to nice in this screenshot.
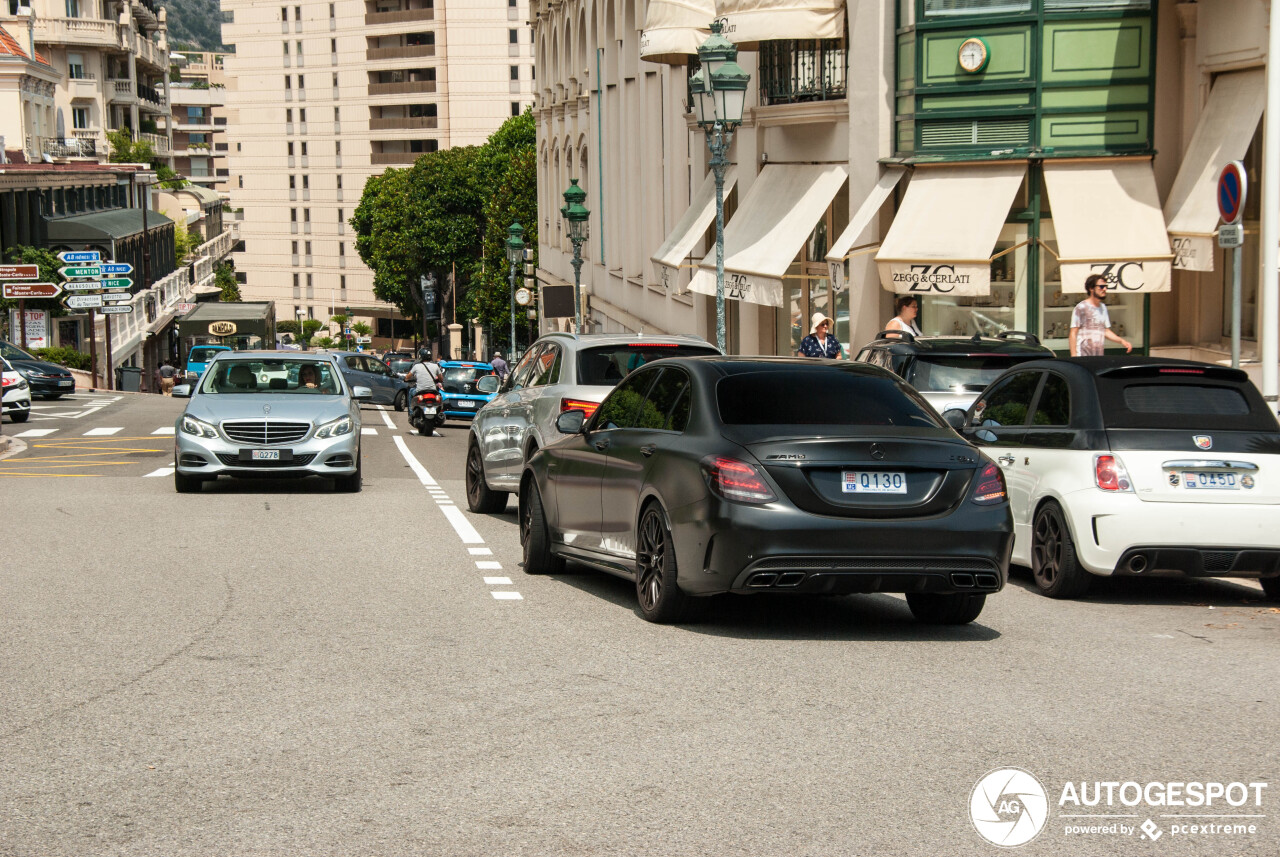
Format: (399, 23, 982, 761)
(98, 277, 134, 290)
(99, 263, 134, 276)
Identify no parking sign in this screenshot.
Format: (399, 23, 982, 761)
(1218, 161, 1247, 225)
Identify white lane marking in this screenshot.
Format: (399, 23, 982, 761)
(83, 427, 123, 436)
(476, 561, 502, 570)
(361, 427, 379, 435)
(393, 435, 438, 485)
(14, 428, 58, 437)
(440, 506, 484, 543)
(491, 592, 523, 601)
(151, 426, 175, 435)
(484, 577, 513, 585)
(468, 547, 493, 556)
(373, 405, 397, 429)
(143, 466, 176, 478)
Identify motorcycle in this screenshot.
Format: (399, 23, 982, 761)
(408, 388, 447, 436)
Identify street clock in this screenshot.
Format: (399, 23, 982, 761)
(958, 37, 990, 74)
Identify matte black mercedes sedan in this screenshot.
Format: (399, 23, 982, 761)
(520, 357, 1014, 625)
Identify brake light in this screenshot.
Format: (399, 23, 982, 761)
(702, 456, 777, 504)
(970, 460, 1007, 505)
(1094, 454, 1133, 492)
(1159, 368, 1204, 375)
(626, 343, 678, 347)
(560, 397, 600, 419)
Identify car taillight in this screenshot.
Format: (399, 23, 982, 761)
(970, 460, 1007, 505)
(561, 397, 600, 419)
(702, 456, 777, 504)
(1094, 454, 1133, 492)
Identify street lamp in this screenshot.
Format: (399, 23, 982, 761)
(345, 304, 352, 349)
(505, 222, 525, 354)
(296, 308, 307, 350)
(693, 21, 750, 353)
(560, 179, 589, 332)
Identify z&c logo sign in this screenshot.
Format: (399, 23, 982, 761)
(726, 272, 751, 300)
(1090, 262, 1146, 291)
(893, 264, 972, 293)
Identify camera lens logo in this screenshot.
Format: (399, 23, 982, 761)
(970, 768, 1050, 847)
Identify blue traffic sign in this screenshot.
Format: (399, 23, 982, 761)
(1218, 161, 1247, 225)
(57, 250, 101, 264)
(99, 262, 134, 275)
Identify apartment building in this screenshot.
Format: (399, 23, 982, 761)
(166, 50, 232, 196)
(221, 0, 535, 347)
(0, 0, 171, 162)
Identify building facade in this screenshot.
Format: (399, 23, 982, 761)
(220, 0, 535, 347)
(166, 51, 232, 196)
(531, 0, 1280, 394)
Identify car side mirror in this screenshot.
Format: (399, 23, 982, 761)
(942, 408, 967, 430)
(171, 384, 192, 398)
(351, 385, 373, 401)
(556, 409, 585, 434)
(476, 375, 500, 394)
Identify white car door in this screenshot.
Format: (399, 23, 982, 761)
(966, 369, 1042, 564)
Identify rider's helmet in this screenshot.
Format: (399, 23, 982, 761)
(417, 348, 432, 362)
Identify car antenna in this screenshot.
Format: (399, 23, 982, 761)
(970, 332, 982, 344)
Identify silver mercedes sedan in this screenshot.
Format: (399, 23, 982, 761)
(172, 351, 369, 493)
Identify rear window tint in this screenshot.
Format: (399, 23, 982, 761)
(576, 345, 719, 386)
(908, 355, 1042, 393)
(1099, 380, 1277, 431)
(189, 348, 226, 363)
(1123, 384, 1249, 416)
(717, 368, 943, 428)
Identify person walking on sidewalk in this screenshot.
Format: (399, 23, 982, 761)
(491, 351, 508, 381)
(157, 360, 177, 396)
(1069, 274, 1132, 357)
(799, 313, 844, 359)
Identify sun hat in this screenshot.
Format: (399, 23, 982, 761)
(810, 312, 834, 335)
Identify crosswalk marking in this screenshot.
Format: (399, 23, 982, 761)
(361, 427, 379, 435)
(83, 427, 123, 436)
(14, 428, 58, 437)
(491, 592, 523, 601)
(151, 426, 175, 435)
(143, 466, 176, 478)
(483, 577, 513, 585)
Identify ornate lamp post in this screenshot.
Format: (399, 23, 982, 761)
(344, 304, 353, 349)
(505, 222, 525, 354)
(692, 21, 750, 353)
(560, 179, 590, 331)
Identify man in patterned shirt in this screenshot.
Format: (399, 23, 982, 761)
(1069, 274, 1132, 356)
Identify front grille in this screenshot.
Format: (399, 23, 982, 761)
(216, 453, 316, 468)
(1203, 551, 1238, 573)
(221, 420, 311, 445)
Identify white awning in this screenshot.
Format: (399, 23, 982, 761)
(1163, 69, 1265, 272)
(640, 0, 714, 65)
(875, 162, 1026, 296)
(713, 0, 846, 47)
(1043, 158, 1173, 293)
(688, 163, 847, 307)
(650, 166, 738, 288)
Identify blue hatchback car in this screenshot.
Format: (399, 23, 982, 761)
(439, 361, 497, 420)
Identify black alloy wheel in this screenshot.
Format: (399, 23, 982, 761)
(1031, 501, 1090, 599)
(635, 505, 689, 624)
(466, 442, 508, 513)
(1261, 576, 1280, 601)
(521, 481, 563, 575)
(394, 390, 406, 412)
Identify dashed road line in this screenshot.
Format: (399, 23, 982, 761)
(491, 592, 523, 600)
(468, 547, 493, 555)
(144, 466, 176, 478)
(372, 405, 398, 430)
(83, 427, 123, 436)
(483, 577, 513, 585)
(14, 429, 57, 438)
(361, 427, 379, 435)
(476, 561, 502, 570)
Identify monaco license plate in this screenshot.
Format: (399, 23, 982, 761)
(251, 449, 281, 461)
(1182, 471, 1240, 490)
(422, 406, 438, 416)
(459, 400, 476, 409)
(58, 379, 73, 386)
(842, 471, 907, 494)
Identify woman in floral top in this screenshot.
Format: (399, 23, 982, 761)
(799, 312, 844, 359)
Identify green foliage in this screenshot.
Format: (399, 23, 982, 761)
(140, 118, 158, 135)
(107, 128, 155, 164)
(167, 212, 198, 264)
(215, 263, 240, 302)
(351, 322, 372, 338)
(313, 336, 337, 350)
(328, 313, 349, 328)
(302, 319, 325, 339)
(463, 147, 538, 348)
(164, 0, 228, 51)
(1, 246, 67, 317)
(32, 346, 92, 371)
(157, 164, 187, 190)
(276, 319, 300, 335)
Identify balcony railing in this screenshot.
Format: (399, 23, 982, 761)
(28, 133, 99, 159)
(32, 16, 120, 49)
(364, 8, 434, 25)
(368, 80, 436, 96)
(136, 82, 163, 106)
(370, 116, 437, 130)
(366, 44, 435, 61)
(758, 38, 847, 106)
(109, 79, 135, 102)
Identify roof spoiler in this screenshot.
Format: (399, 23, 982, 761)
(1097, 363, 1250, 382)
(996, 330, 1040, 346)
(875, 329, 915, 342)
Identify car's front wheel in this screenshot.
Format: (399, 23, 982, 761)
(521, 480, 563, 575)
(635, 504, 690, 624)
(9, 410, 28, 423)
(906, 593, 986, 624)
(174, 469, 203, 493)
(1261, 575, 1280, 601)
(334, 449, 362, 493)
(466, 442, 508, 513)
(1032, 501, 1091, 598)
(393, 390, 406, 412)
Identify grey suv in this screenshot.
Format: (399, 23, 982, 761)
(465, 332, 720, 512)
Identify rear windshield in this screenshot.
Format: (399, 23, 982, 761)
(908, 355, 1042, 393)
(1099, 379, 1279, 432)
(189, 347, 226, 364)
(388, 359, 414, 374)
(442, 366, 491, 393)
(576, 344, 719, 386)
(717, 368, 944, 428)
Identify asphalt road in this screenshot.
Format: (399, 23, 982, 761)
(1, 392, 1277, 856)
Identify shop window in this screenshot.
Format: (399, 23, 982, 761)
(759, 39, 846, 106)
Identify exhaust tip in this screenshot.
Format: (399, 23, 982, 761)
(748, 573, 778, 588)
(974, 573, 999, 589)
(951, 573, 976, 588)
(775, 572, 806, 587)
(1128, 554, 1148, 574)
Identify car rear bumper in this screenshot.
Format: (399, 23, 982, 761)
(672, 498, 1013, 596)
(1062, 490, 1280, 577)
(174, 430, 359, 478)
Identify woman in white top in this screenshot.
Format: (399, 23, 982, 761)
(886, 295, 922, 336)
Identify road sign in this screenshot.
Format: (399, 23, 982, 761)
(1218, 223, 1245, 248)
(0, 265, 39, 280)
(98, 277, 133, 290)
(99, 263, 134, 276)
(99, 304, 133, 315)
(1218, 161, 1248, 225)
(101, 292, 132, 303)
(62, 281, 110, 292)
(3, 282, 61, 299)
(57, 250, 101, 264)
(64, 294, 105, 309)
(60, 265, 101, 279)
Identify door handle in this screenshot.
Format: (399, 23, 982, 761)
(997, 455, 1015, 466)
(640, 444, 657, 457)
(594, 438, 610, 451)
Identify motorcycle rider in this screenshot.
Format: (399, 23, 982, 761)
(402, 347, 442, 429)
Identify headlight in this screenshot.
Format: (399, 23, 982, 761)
(16, 378, 28, 390)
(180, 414, 218, 438)
(315, 415, 352, 438)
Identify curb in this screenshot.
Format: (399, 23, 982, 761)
(0, 435, 26, 460)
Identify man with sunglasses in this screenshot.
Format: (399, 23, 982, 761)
(1069, 273, 1132, 356)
